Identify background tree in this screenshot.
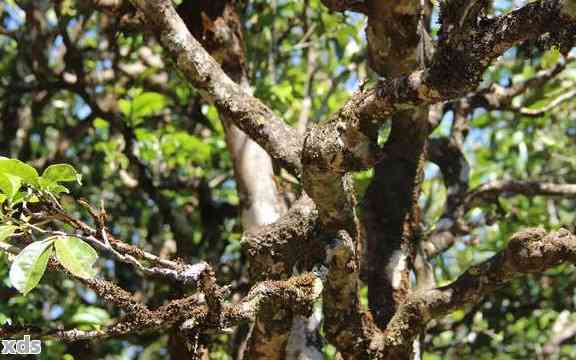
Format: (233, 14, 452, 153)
(1, 0, 576, 359)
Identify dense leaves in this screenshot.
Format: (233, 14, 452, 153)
(0, 0, 575, 358)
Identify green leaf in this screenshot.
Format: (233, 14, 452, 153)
(271, 81, 293, 103)
(11, 191, 30, 206)
(9, 239, 54, 295)
(93, 117, 109, 129)
(118, 99, 132, 117)
(0, 313, 8, 326)
(70, 306, 110, 326)
(161, 132, 211, 163)
(541, 46, 560, 69)
(54, 236, 98, 279)
(0, 173, 22, 198)
(132, 92, 166, 118)
(61, 0, 76, 16)
(47, 184, 70, 194)
(42, 164, 82, 184)
(0, 158, 39, 185)
(0, 225, 17, 242)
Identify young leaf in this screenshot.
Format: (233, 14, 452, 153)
(42, 164, 82, 184)
(11, 190, 29, 206)
(46, 184, 70, 194)
(132, 92, 166, 118)
(0, 173, 22, 199)
(118, 98, 132, 117)
(9, 239, 54, 295)
(0, 224, 17, 242)
(0, 158, 39, 185)
(54, 236, 98, 279)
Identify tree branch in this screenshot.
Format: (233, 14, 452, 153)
(0, 237, 323, 345)
(128, 0, 303, 175)
(378, 228, 576, 357)
(463, 54, 575, 112)
(423, 102, 472, 258)
(466, 180, 576, 207)
(303, 0, 576, 178)
(242, 195, 322, 279)
(0, 271, 321, 342)
(518, 88, 576, 116)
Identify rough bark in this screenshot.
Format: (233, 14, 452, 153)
(363, 110, 429, 329)
(176, 2, 321, 358)
(132, 0, 576, 179)
(242, 195, 322, 279)
(131, 0, 303, 175)
(376, 228, 576, 358)
(359, 3, 429, 345)
(83, 0, 576, 358)
(301, 0, 576, 184)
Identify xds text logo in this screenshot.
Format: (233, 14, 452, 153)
(1, 335, 42, 354)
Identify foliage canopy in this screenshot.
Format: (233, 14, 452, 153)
(1, 0, 576, 359)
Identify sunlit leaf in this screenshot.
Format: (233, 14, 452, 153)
(541, 46, 560, 68)
(93, 118, 109, 129)
(132, 92, 166, 118)
(9, 239, 54, 295)
(0, 158, 39, 185)
(61, 0, 76, 16)
(42, 164, 82, 184)
(54, 236, 98, 279)
(47, 184, 70, 194)
(118, 99, 132, 117)
(11, 191, 31, 206)
(0, 173, 22, 199)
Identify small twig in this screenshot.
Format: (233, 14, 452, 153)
(517, 88, 576, 116)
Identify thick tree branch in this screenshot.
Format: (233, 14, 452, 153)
(174, 2, 306, 357)
(378, 228, 576, 357)
(242, 195, 322, 279)
(0, 237, 322, 345)
(359, 0, 430, 339)
(81, 1, 576, 358)
(300, 1, 576, 356)
(0, 273, 322, 343)
(322, 230, 378, 358)
(364, 0, 422, 75)
(128, 0, 303, 175)
(320, 0, 368, 13)
(304, 0, 576, 178)
(439, 0, 491, 36)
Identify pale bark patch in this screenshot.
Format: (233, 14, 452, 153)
(386, 250, 408, 289)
